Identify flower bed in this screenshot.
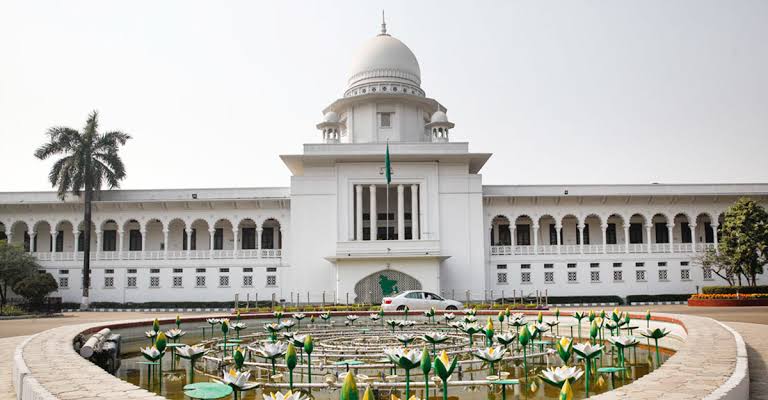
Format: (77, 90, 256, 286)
(688, 293, 768, 307)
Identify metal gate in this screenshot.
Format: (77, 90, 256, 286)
(354, 269, 422, 304)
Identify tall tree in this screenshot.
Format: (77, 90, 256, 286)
(34, 111, 130, 309)
(718, 197, 768, 286)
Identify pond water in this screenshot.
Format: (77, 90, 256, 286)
(115, 317, 673, 400)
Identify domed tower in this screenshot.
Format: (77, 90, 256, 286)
(425, 110, 455, 143)
(317, 16, 453, 144)
(316, 111, 343, 143)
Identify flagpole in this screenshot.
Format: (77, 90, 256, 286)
(386, 140, 390, 240)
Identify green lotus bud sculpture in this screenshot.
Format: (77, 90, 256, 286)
(273, 310, 284, 323)
(433, 350, 457, 400)
(555, 336, 573, 364)
(573, 311, 586, 339)
(518, 325, 531, 376)
(233, 347, 245, 370)
(155, 331, 167, 353)
(645, 309, 651, 328)
(421, 347, 432, 400)
(286, 343, 297, 390)
(537, 311, 543, 324)
(589, 320, 599, 344)
(175, 314, 181, 329)
(304, 335, 314, 384)
(560, 378, 573, 400)
(152, 318, 160, 333)
(484, 317, 495, 346)
(340, 370, 359, 400)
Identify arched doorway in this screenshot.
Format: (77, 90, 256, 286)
(354, 269, 422, 304)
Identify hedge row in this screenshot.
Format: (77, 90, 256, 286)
(701, 285, 768, 295)
(625, 294, 692, 303)
(541, 296, 624, 305)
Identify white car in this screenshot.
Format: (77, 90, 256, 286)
(381, 290, 463, 312)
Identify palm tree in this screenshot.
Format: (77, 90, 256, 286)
(34, 111, 130, 310)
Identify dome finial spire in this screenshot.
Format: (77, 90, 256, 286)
(379, 10, 388, 36)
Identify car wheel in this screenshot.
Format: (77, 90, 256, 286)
(397, 305, 406, 311)
(446, 305, 457, 311)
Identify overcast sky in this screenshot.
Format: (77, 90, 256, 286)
(1, 0, 767, 192)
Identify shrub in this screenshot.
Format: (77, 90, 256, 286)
(12, 272, 57, 307)
(626, 294, 692, 303)
(542, 296, 624, 305)
(701, 285, 768, 295)
(0, 304, 25, 316)
(690, 293, 768, 299)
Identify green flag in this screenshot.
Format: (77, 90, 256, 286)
(384, 142, 392, 184)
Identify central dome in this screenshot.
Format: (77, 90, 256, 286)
(346, 33, 422, 96)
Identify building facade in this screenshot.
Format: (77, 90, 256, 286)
(1, 24, 766, 304)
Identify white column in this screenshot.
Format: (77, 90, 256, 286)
(209, 228, 215, 258)
(690, 223, 697, 253)
(72, 230, 79, 257)
(712, 224, 719, 254)
(645, 224, 652, 253)
(163, 229, 169, 259)
(233, 227, 239, 257)
(141, 229, 147, 259)
(117, 229, 124, 259)
(185, 228, 192, 259)
(668, 224, 675, 253)
(256, 228, 263, 258)
(533, 224, 540, 255)
(397, 185, 405, 240)
(29, 232, 36, 253)
(601, 224, 608, 254)
(275, 227, 281, 249)
(578, 224, 584, 254)
(511, 225, 517, 247)
(555, 223, 562, 254)
(51, 231, 58, 253)
(356, 185, 364, 241)
(369, 185, 377, 241)
(95, 229, 102, 256)
(624, 226, 630, 254)
(410, 184, 419, 240)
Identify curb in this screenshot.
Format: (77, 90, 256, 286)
(703, 321, 750, 400)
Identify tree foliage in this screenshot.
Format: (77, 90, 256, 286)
(13, 272, 58, 307)
(718, 198, 768, 286)
(34, 111, 130, 309)
(0, 241, 40, 306)
(696, 198, 768, 286)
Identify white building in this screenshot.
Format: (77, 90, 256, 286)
(1, 23, 766, 305)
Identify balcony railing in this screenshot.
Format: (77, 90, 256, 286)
(490, 242, 715, 256)
(31, 248, 282, 262)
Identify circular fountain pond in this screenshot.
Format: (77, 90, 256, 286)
(111, 311, 675, 399)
